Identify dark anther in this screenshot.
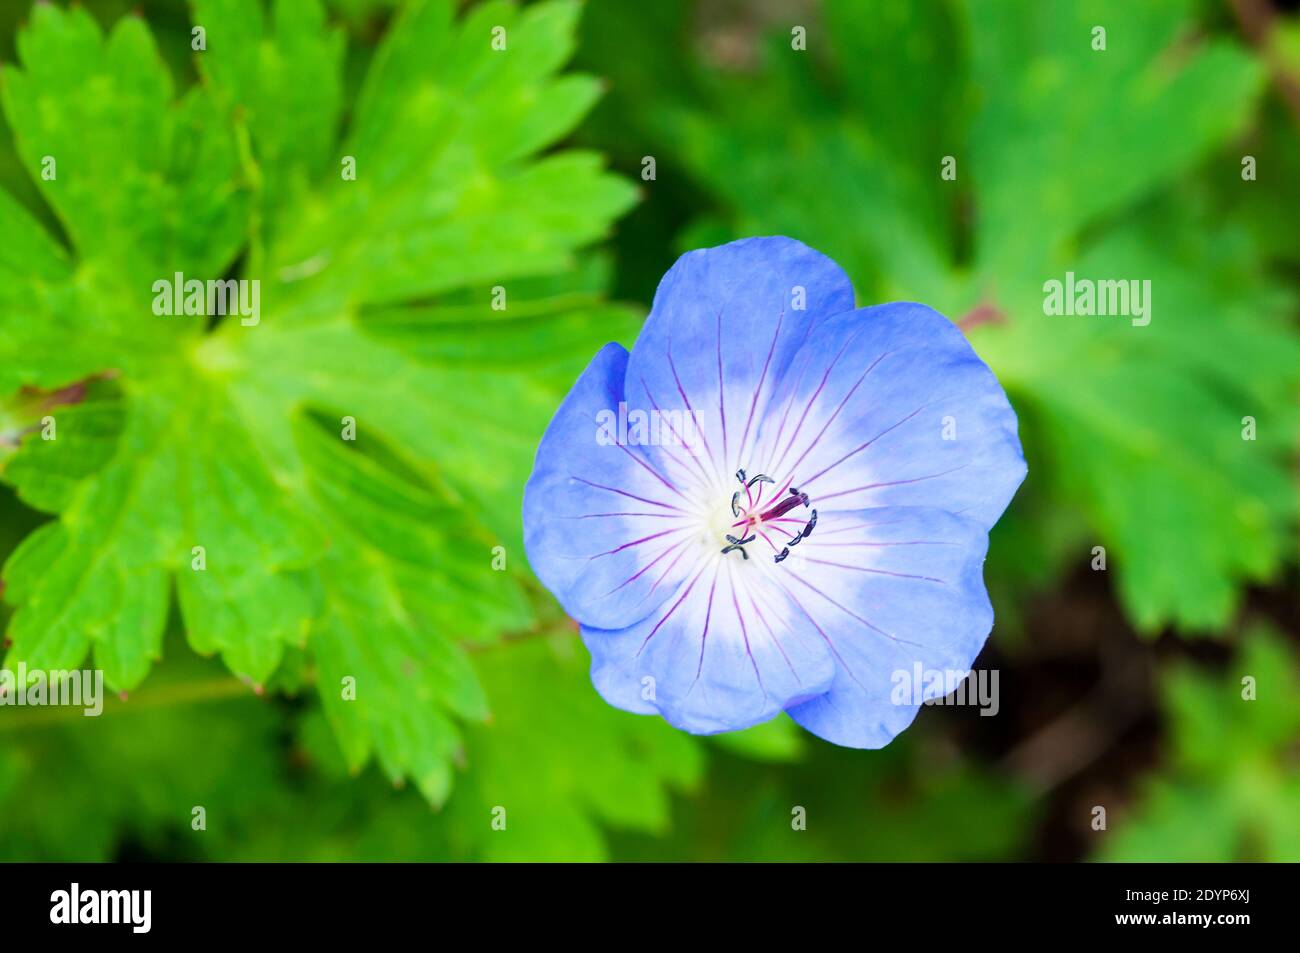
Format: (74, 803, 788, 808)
(731, 491, 742, 517)
(735, 469, 747, 484)
(773, 547, 791, 564)
(801, 509, 818, 539)
(721, 543, 749, 560)
(726, 533, 756, 546)
(745, 473, 774, 489)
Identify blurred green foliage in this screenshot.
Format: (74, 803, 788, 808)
(1100, 628, 1300, 861)
(0, 0, 1296, 861)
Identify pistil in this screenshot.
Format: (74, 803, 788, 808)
(720, 471, 817, 563)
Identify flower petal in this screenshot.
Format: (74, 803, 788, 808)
(623, 237, 856, 485)
(582, 557, 837, 733)
(523, 343, 699, 630)
(749, 302, 1026, 529)
(779, 506, 994, 748)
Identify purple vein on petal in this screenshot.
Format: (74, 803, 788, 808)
(767, 337, 853, 479)
(637, 560, 710, 657)
(590, 526, 689, 560)
(580, 409, 692, 502)
(604, 536, 689, 596)
(752, 306, 821, 468)
(641, 375, 715, 488)
(727, 568, 765, 692)
(772, 577, 869, 693)
(785, 569, 926, 649)
(799, 402, 929, 490)
(692, 564, 720, 686)
(570, 476, 686, 512)
(599, 386, 709, 490)
(612, 438, 694, 502)
(802, 558, 947, 584)
(638, 540, 694, 606)
(811, 518, 910, 537)
(716, 307, 728, 467)
(736, 306, 783, 468)
(564, 511, 683, 520)
(767, 324, 868, 477)
(744, 583, 801, 682)
(665, 334, 719, 474)
(810, 539, 958, 548)
(777, 350, 895, 487)
(815, 465, 969, 504)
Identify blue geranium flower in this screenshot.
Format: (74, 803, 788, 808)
(523, 237, 1026, 747)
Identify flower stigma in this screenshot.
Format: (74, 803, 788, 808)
(720, 468, 817, 563)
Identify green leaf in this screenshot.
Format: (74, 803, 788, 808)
(0, 636, 285, 862)
(4, 381, 321, 688)
(1, 5, 249, 285)
(0, 191, 100, 392)
(992, 202, 1298, 629)
(291, 413, 509, 804)
(0, 0, 635, 799)
(441, 635, 704, 861)
(1099, 628, 1300, 861)
(266, 0, 634, 310)
(193, 0, 345, 240)
(967, 0, 1262, 279)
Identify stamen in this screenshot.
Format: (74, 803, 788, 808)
(724, 469, 815, 566)
(759, 490, 810, 522)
